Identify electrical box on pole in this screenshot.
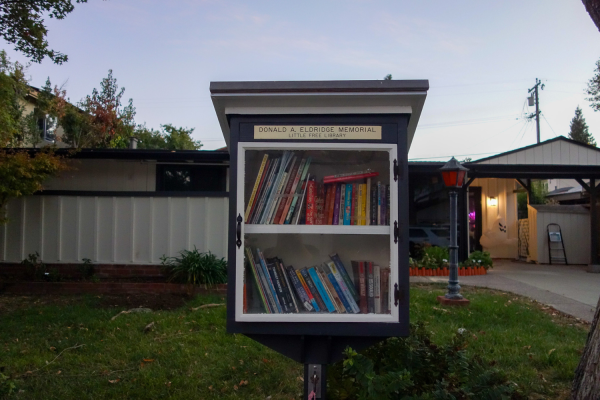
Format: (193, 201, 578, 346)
(527, 78, 545, 144)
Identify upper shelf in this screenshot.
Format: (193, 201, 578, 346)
(244, 224, 390, 235)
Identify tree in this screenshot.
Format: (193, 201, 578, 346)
(582, 0, 600, 33)
(135, 124, 202, 150)
(0, 51, 68, 222)
(0, 0, 87, 64)
(384, 74, 392, 80)
(586, 58, 600, 113)
(568, 106, 596, 146)
(572, 295, 600, 399)
(76, 70, 136, 148)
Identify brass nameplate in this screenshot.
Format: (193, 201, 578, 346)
(254, 125, 382, 140)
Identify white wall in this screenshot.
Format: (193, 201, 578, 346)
(528, 205, 590, 265)
(44, 160, 157, 192)
(470, 178, 519, 258)
(0, 195, 228, 264)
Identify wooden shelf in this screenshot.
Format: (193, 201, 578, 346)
(244, 224, 390, 235)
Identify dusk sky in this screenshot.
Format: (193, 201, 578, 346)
(3, 1, 600, 158)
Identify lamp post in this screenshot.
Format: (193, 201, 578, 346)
(438, 157, 469, 304)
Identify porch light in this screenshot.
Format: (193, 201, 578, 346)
(440, 157, 469, 189)
(487, 197, 498, 207)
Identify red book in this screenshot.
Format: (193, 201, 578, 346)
(305, 180, 316, 225)
(323, 171, 379, 184)
(315, 184, 325, 225)
(351, 183, 358, 225)
(327, 185, 336, 225)
(351, 261, 368, 314)
(323, 185, 333, 225)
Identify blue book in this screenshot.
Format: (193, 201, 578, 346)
(256, 249, 282, 313)
(308, 267, 336, 313)
(325, 268, 353, 313)
(343, 184, 352, 225)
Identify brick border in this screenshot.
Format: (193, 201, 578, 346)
(0, 282, 227, 296)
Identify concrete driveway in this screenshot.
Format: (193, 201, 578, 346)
(411, 260, 600, 322)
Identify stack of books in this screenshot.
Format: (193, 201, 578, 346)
(244, 151, 391, 225)
(244, 247, 391, 314)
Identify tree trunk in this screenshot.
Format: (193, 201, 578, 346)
(572, 295, 600, 399)
(583, 0, 600, 32)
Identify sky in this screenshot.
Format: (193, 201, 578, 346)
(3, 0, 600, 159)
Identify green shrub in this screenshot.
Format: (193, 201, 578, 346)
(464, 250, 493, 269)
(420, 246, 449, 269)
(328, 322, 523, 399)
(21, 252, 46, 281)
(79, 258, 95, 280)
(161, 248, 227, 286)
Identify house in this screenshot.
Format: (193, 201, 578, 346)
(21, 86, 68, 147)
(0, 148, 229, 268)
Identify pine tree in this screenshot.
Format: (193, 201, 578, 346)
(569, 106, 596, 146)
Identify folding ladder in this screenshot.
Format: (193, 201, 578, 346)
(547, 223, 568, 265)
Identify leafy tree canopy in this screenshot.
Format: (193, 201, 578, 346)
(569, 106, 596, 146)
(0, 51, 68, 222)
(0, 0, 87, 64)
(384, 74, 392, 80)
(586, 58, 600, 113)
(135, 124, 202, 150)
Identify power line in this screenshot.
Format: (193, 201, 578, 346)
(541, 114, 559, 138)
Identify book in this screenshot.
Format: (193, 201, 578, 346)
(315, 183, 325, 225)
(269, 257, 295, 312)
(245, 154, 269, 223)
(357, 183, 363, 226)
(332, 184, 341, 225)
(296, 269, 320, 311)
(327, 261, 360, 313)
(327, 184, 336, 225)
(343, 184, 352, 225)
(262, 151, 293, 224)
(351, 183, 358, 225)
(377, 181, 382, 226)
(374, 265, 381, 314)
(245, 247, 270, 313)
(308, 267, 336, 313)
(251, 158, 279, 224)
(286, 265, 314, 312)
(339, 184, 346, 225)
(288, 172, 310, 225)
(351, 261, 368, 313)
(380, 183, 387, 226)
(322, 264, 351, 313)
(305, 179, 317, 225)
(366, 178, 371, 226)
(323, 171, 379, 184)
(370, 183, 377, 225)
(359, 184, 367, 225)
(292, 174, 310, 225)
(266, 260, 290, 313)
(278, 259, 299, 313)
(329, 253, 359, 302)
(248, 158, 271, 224)
(367, 261, 375, 313)
(279, 157, 308, 224)
(318, 267, 344, 313)
(381, 267, 390, 314)
(256, 248, 282, 313)
(273, 156, 299, 224)
(386, 185, 390, 225)
(300, 268, 327, 312)
(324, 185, 333, 225)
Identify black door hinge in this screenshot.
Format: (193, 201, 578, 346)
(394, 221, 399, 244)
(394, 283, 400, 307)
(393, 159, 399, 181)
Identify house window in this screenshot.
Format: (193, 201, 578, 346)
(156, 164, 227, 192)
(37, 115, 57, 142)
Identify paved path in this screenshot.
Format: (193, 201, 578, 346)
(411, 260, 600, 322)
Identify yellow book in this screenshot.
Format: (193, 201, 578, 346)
(359, 184, 367, 225)
(244, 154, 268, 222)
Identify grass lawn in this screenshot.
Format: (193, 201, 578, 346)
(0, 284, 589, 399)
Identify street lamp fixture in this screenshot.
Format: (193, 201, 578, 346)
(439, 157, 470, 304)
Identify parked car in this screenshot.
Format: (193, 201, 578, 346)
(409, 226, 450, 248)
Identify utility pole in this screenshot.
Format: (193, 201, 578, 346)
(527, 78, 545, 144)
